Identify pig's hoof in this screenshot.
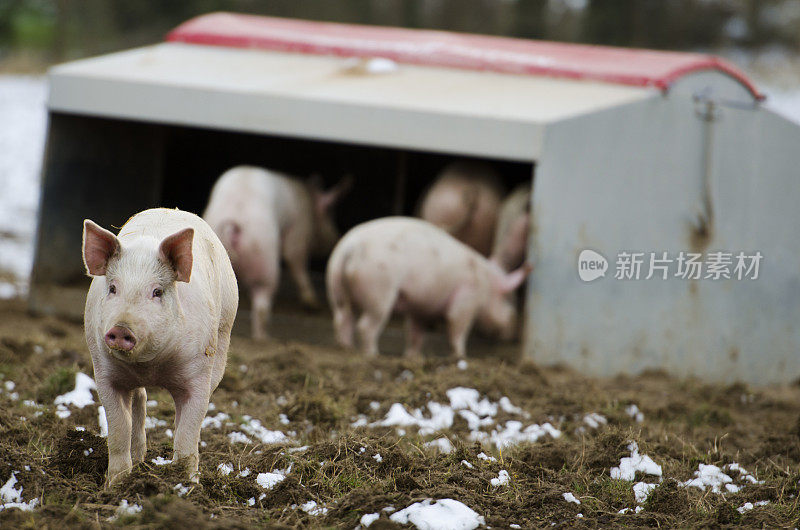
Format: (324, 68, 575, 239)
(104, 469, 130, 489)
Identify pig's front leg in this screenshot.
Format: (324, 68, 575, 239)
(250, 285, 273, 341)
(171, 380, 211, 482)
(445, 288, 479, 359)
(130, 387, 147, 463)
(97, 383, 133, 487)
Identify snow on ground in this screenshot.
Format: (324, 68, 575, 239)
(54, 372, 97, 418)
(563, 492, 581, 504)
(0, 472, 38, 512)
(679, 462, 761, 494)
(0, 76, 46, 299)
(389, 499, 485, 530)
(610, 441, 662, 481)
(359, 387, 559, 450)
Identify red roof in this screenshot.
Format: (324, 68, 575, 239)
(167, 12, 763, 100)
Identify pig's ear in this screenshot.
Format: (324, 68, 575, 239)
(497, 263, 533, 294)
(318, 174, 354, 212)
(83, 220, 120, 276)
(159, 228, 194, 283)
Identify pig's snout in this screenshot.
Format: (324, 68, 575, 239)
(104, 325, 137, 352)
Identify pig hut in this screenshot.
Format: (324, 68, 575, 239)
(30, 13, 800, 384)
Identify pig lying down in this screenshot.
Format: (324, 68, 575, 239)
(327, 217, 530, 359)
(418, 161, 503, 256)
(83, 208, 238, 486)
(204, 165, 350, 340)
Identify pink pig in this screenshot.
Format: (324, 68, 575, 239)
(418, 161, 504, 256)
(326, 217, 530, 358)
(203, 165, 350, 340)
(82, 208, 238, 486)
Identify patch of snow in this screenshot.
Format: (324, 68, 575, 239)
(278, 413, 290, 425)
(726, 463, 764, 485)
(369, 401, 380, 411)
(55, 405, 71, 419)
(173, 483, 190, 497)
(239, 417, 288, 444)
(298, 500, 328, 516)
(625, 404, 644, 422)
(256, 468, 289, 490)
(490, 470, 510, 487)
(145, 417, 167, 430)
(424, 437, 454, 454)
(457, 359, 468, 371)
(151, 456, 172, 466)
(4, 381, 15, 391)
(75, 426, 85, 432)
(239, 468, 251, 477)
(288, 445, 309, 453)
(361, 512, 380, 527)
(0, 472, 38, 511)
(110, 499, 142, 521)
(477, 452, 497, 462)
(447, 387, 497, 417)
(373, 453, 383, 463)
(633, 482, 657, 503)
(22, 400, 37, 408)
(461, 460, 474, 469)
(510, 525, 521, 529)
(217, 462, 234, 476)
(146, 400, 158, 408)
(351, 415, 369, 428)
(610, 442, 662, 481)
(228, 432, 253, 444)
(165, 429, 173, 439)
(0, 76, 47, 296)
(372, 402, 454, 436)
(390, 498, 485, 530)
(201, 412, 230, 429)
(737, 500, 769, 514)
(679, 464, 734, 494)
(470, 420, 561, 449)
(583, 412, 608, 429)
(247, 497, 255, 506)
(563, 492, 581, 504)
(54, 373, 96, 409)
(83, 448, 93, 456)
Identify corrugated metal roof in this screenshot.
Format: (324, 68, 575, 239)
(168, 12, 763, 100)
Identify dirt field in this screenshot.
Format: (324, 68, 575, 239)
(0, 297, 798, 529)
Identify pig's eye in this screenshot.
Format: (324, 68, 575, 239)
(152, 288, 163, 299)
(108, 284, 116, 295)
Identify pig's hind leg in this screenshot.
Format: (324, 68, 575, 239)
(404, 316, 426, 358)
(250, 284, 274, 341)
(130, 387, 147, 463)
(283, 229, 319, 308)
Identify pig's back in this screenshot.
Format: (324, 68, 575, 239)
(335, 217, 485, 305)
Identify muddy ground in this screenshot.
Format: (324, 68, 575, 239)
(0, 297, 798, 529)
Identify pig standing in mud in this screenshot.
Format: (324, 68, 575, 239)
(83, 208, 238, 486)
(203, 166, 350, 340)
(326, 217, 530, 358)
(418, 161, 504, 256)
(490, 184, 532, 272)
